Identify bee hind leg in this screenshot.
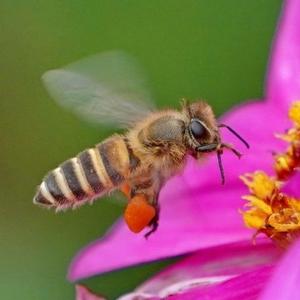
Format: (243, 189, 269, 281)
(121, 180, 161, 237)
(144, 180, 162, 238)
(144, 201, 160, 239)
(144, 171, 165, 238)
(120, 177, 161, 238)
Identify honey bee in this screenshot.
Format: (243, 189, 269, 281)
(34, 51, 249, 237)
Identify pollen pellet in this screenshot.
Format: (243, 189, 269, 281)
(124, 195, 156, 233)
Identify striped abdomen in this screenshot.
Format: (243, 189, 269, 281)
(33, 135, 139, 210)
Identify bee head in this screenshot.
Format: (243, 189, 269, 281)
(182, 100, 220, 151)
(182, 99, 249, 184)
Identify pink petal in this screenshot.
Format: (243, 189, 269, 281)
(282, 171, 300, 198)
(76, 285, 106, 300)
(69, 182, 250, 281)
(136, 239, 280, 296)
(266, 0, 300, 111)
(118, 240, 279, 299)
(167, 266, 274, 300)
(258, 238, 300, 300)
(118, 277, 232, 300)
(68, 102, 290, 281)
(118, 293, 159, 300)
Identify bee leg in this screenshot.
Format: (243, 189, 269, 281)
(144, 202, 160, 239)
(145, 169, 168, 238)
(123, 177, 162, 236)
(124, 191, 157, 234)
(120, 182, 131, 200)
(144, 180, 162, 238)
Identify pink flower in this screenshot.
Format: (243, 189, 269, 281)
(72, 0, 300, 298)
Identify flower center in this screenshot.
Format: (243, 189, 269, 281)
(241, 101, 300, 247)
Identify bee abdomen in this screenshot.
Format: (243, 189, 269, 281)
(34, 135, 138, 209)
(34, 163, 79, 209)
(34, 148, 110, 209)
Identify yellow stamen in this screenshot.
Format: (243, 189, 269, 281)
(240, 172, 278, 200)
(268, 209, 300, 232)
(241, 101, 300, 247)
(274, 151, 296, 180)
(242, 195, 272, 215)
(289, 101, 300, 126)
(243, 210, 267, 229)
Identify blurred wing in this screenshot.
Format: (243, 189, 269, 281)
(42, 51, 156, 128)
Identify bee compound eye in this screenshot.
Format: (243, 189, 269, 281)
(190, 120, 206, 139)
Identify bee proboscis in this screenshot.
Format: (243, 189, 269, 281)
(34, 51, 249, 236)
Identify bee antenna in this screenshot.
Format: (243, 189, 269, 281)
(217, 150, 225, 185)
(218, 124, 250, 149)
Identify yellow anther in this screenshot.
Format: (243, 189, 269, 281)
(289, 101, 300, 126)
(242, 195, 272, 214)
(289, 198, 300, 211)
(268, 209, 300, 232)
(240, 172, 277, 200)
(243, 211, 266, 230)
(274, 153, 295, 180)
(275, 155, 292, 171)
(241, 101, 300, 246)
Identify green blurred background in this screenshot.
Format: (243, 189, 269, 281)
(1, 0, 282, 299)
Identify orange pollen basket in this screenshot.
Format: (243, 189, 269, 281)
(120, 183, 156, 233)
(124, 195, 156, 233)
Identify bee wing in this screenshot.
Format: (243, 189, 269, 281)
(42, 51, 156, 128)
